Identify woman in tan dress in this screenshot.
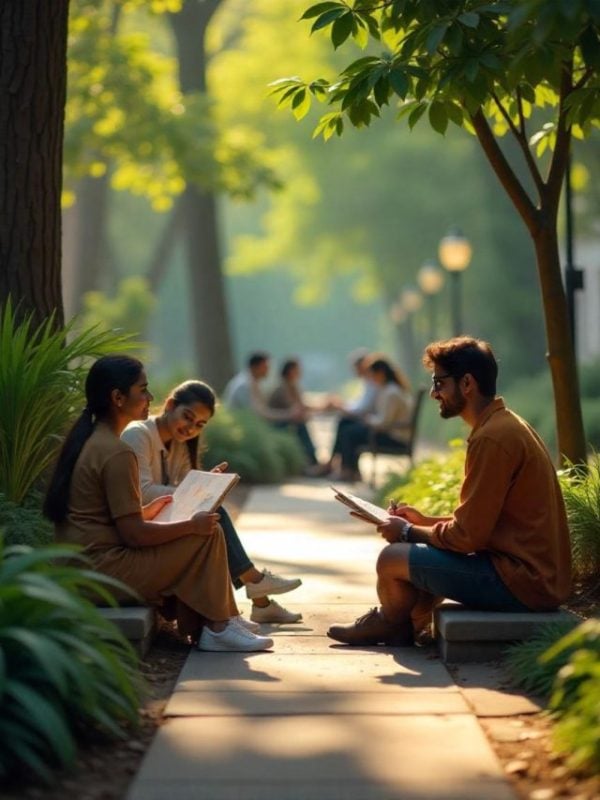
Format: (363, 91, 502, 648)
(43, 355, 273, 652)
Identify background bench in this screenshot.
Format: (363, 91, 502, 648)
(357, 387, 426, 486)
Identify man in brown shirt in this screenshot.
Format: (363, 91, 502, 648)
(328, 337, 572, 646)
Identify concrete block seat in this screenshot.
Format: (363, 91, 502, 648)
(434, 600, 580, 663)
(98, 606, 157, 657)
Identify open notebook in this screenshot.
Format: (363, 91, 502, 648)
(154, 469, 240, 522)
(331, 485, 389, 526)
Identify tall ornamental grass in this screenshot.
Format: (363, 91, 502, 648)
(0, 540, 142, 783)
(559, 456, 600, 581)
(0, 300, 134, 504)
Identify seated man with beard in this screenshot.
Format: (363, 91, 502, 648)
(327, 337, 572, 646)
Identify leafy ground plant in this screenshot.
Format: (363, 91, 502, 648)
(0, 541, 142, 783)
(0, 300, 134, 504)
(0, 493, 53, 548)
(375, 440, 465, 515)
(545, 619, 600, 774)
(203, 408, 305, 483)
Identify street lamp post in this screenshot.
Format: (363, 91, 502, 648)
(400, 285, 423, 372)
(438, 228, 472, 336)
(417, 261, 445, 341)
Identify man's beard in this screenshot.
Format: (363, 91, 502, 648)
(439, 387, 466, 419)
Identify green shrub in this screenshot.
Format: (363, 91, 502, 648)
(203, 408, 305, 483)
(507, 619, 600, 776)
(0, 493, 53, 548)
(0, 300, 134, 504)
(546, 619, 600, 774)
(559, 455, 600, 581)
(505, 621, 580, 697)
(375, 440, 465, 515)
(0, 541, 142, 783)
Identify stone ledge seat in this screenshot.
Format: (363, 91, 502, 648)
(98, 606, 157, 657)
(434, 600, 580, 662)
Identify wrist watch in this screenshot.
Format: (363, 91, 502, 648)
(398, 519, 414, 543)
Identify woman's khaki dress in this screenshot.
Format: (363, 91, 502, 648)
(56, 422, 237, 639)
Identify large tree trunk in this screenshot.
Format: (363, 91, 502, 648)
(534, 224, 587, 464)
(0, 1, 68, 327)
(170, 0, 234, 392)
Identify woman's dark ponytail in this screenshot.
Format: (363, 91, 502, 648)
(43, 409, 95, 522)
(43, 355, 143, 523)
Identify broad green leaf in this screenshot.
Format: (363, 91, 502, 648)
(331, 13, 354, 49)
(428, 101, 449, 134)
(311, 7, 347, 33)
(291, 89, 311, 120)
(389, 69, 409, 99)
(301, 1, 345, 20)
(459, 12, 480, 28)
(373, 76, 391, 107)
(445, 101, 464, 127)
(408, 102, 427, 129)
(426, 22, 449, 54)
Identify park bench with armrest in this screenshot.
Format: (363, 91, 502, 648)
(357, 387, 426, 486)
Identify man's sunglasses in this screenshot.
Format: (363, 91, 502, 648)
(431, 373, 454, 392)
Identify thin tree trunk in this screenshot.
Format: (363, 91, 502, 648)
(70, 173, 112, 311)
(471, 110, 586, 465)
(146, 196, 184, 291)
(170, 0, 234, 392)
(534, 224, 587, 464)
(0, 1, 68, 327)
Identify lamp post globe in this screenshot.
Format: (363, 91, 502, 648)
(417, 262, 445, 341)
(438, 228, 472, 336)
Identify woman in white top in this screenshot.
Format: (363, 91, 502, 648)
(335, 356, 413, 481)
(122, 379, 303, 625)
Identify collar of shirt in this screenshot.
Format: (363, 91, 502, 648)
(148, 416, 168, 454)
(467, 396, 506, 441)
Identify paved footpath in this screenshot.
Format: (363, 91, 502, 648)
(127, 479, 531, 800)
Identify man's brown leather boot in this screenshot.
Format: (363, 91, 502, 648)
(327, 608, 414, 646)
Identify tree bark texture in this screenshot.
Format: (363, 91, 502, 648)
(170, 0, 234, 392)
(0, 1, 68, 327)
(533, 224, 587, 464)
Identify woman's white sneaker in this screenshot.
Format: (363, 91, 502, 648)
(231, 614, 261, 633)
(245, 569, 302, 599)
(197, 622, 273, 652)
(250, 599, 303, 624)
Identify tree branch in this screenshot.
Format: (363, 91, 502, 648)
(546, 62, 573, 212)
(470, 108, 539, 235)
(492, 91, 545, 198)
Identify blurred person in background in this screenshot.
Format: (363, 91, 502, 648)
(331, 355, 413, 482)
(268, 357, 323, 472)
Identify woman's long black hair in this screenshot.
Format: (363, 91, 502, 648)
(165, 380, 216, 469)
(43, 355, 144, 523)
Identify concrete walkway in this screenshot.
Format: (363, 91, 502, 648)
(126, 479, 525, 800)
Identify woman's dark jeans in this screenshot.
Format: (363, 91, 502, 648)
(338, 421, 402, 471)
(218, 505, 253, 589)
